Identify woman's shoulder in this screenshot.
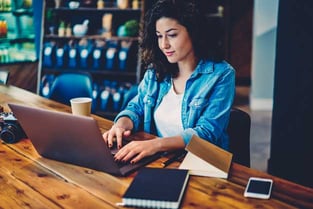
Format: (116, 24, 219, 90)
(199, 59, 235, 74)
(142, 68, 157, 80)
(142, 67, 171, 82)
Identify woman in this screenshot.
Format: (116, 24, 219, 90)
(103, 0, 235, 164)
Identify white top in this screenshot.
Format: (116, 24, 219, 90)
(154, 82, 184, 137)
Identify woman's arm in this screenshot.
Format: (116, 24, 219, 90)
(181, 62, 236, 149)
(103, 70, 156, 148)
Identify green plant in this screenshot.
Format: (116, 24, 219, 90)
(124, 19, 139, 37)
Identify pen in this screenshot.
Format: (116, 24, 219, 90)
(162, 150, 187, 168)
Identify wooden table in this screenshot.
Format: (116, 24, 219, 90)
(1, 85, 313, 209)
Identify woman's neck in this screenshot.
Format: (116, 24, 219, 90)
(177, 57, 198, 78)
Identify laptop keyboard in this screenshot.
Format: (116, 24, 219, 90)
(108, 139, 161, 169)
(108, 139, 132, 167)
(116, 160, 130, 167)
(109, 139, 129, 155)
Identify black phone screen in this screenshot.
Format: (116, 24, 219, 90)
(247, 179, 272, 194)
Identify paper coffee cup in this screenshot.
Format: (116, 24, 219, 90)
(70, 97, 92, 116)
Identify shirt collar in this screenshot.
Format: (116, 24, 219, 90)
(196, 59, 214, 74)
(164, 59, 215, 83)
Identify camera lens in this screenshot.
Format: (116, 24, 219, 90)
(0, 125, 20, 144)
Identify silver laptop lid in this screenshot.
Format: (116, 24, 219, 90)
(9, 103, 162, 176)
(8, 103, 122, 175)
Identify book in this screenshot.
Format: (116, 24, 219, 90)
(179, 135, 233, 178)
(121, 167, 190, 209)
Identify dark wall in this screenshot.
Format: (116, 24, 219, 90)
(269, 0, 313, 188)
(227, 0, 252, 85)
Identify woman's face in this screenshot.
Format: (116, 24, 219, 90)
(156, 17, 195, 64)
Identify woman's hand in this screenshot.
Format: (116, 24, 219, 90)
(102, 117, 133, 149)
(113, 138, 162, 164)
(114, 135, 185, 164)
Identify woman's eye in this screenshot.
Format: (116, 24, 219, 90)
(156, 34, 162, 39)
(168, 34, 177, 38)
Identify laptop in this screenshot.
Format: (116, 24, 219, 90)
(8, 103, 162, 176)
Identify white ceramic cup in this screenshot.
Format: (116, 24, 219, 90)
(70, 97, 92, 116)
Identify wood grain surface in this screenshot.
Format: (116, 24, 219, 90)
(1, 85, 312, 209)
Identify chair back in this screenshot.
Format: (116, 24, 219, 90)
(121, 84, 138, 110)
(48, 73, 93, 105)
(0, 70, 9, 85)
(228, 108, 251, 167)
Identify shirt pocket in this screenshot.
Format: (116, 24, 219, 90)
(143, 95, 155, 107)
(188, 98, 209, 126)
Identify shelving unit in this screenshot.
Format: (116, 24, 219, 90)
(0, 0, 36, 63)
(38, 0, 144, 119)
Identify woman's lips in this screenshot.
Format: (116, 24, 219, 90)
(164, 51, 174, 56)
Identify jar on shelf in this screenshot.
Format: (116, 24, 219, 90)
(54, 0, 62, 8)
(132, 0, 139, 9)
(23, 0, 32, 8)
(97, 0, 104, 9)
(0, 19, 8, 38)
(2, 0, 12, 11)
(117, 0, 128, 9)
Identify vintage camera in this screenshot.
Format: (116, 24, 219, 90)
(0, 112, 27, 144)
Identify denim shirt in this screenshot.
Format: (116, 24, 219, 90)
(115, 59, 235, 150)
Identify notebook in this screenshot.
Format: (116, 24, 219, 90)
(179, 135, 233, 178)
(120, 167, 190, 209)
(8, 103, 162, 176)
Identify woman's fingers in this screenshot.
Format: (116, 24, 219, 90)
(114, 140, 157, 163)
(102, 131, 109, 143)
(123, 130, 132, 137)
(103, 126, 130, 148)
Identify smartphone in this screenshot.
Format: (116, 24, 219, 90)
(244, 177, 273, 199)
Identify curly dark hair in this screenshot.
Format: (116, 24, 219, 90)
(140, 0, 225, 81)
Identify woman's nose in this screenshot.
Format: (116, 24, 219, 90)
(161, 37, 170, 49)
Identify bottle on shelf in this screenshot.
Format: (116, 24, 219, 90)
(65, 23, 72, 37)
(67, 40, 78, 68)
(54, 0, 62, 8)
(40, 74, 55, 98)
(58, 21, 66, 36)
(55, 44, 68, 68)
(80, 47, 90, 68)
(101, 13, 113, 38)
(100, 88, 110, 111)
(92, 40, 106, 69)
(42, 42, 56, 67)
(92, 83, 99, 112)
(132, 0, 139, 9)
(105, 41, 118, 70)
(0, 19, 8, 38)
(118, 41, 132, 71)
(112, 91, 122, 111)
(0, 47, 10, 63)
(97, 0, 104, 9)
